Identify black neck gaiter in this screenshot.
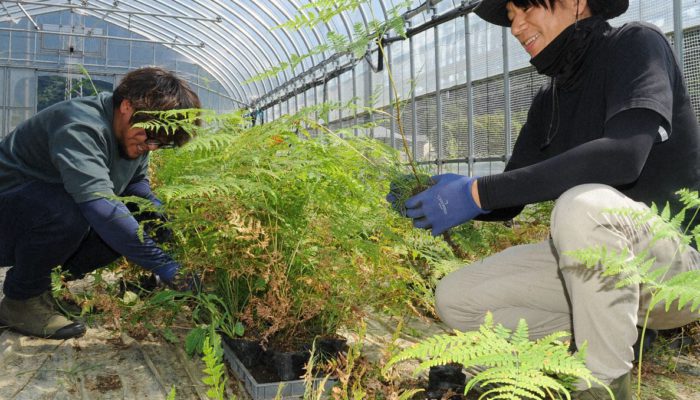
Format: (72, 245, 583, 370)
(532, 16, 608, 149)
(530, 16, 606, 89)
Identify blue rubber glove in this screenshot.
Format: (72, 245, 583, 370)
(386, 173, 433, 216)
(404, 174, 488, 236)
(78, 198, 179, 282)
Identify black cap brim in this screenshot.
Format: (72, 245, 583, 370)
(474, 0, 629, 27)
(474, 0, 511, 27)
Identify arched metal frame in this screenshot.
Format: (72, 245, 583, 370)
(0, 0, 428, 108)
(1, 0, 694, 180)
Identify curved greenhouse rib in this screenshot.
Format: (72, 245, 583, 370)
(102, 0, 273, 102)
(3, 0, 254, 103)
(252, 0, 326, 87)
(212, 1, 301, 93)
(102, 8, 259, 103)
(0, 0, 431, 106)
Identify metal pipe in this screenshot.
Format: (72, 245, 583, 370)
(384, 0, 481, 44)
(0, 26, 204, 47)
(352, 65, 358, 136)
(465, 13, 475, 176)
(256, 0, 482, 118)
(366, 56, 374, 138)
(502, 26, 512, 160)
(409, 26, 418, 161)
(15, 0, 221, 22)
(16, 2, 38, 29)
(387, 42, 396, 148)
(673, 0, 683, 67)
(435, 22, 443, 173)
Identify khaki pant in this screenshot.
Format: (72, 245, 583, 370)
(435, 184, 699, 384)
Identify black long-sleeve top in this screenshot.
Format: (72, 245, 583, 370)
(477, 21, 700, 233)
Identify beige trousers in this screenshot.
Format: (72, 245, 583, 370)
(435, 184, 699, 384)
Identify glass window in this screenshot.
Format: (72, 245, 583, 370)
(10, 69, 36, 108)
(11, 31, 33, 61)
(37, 75, 66, 111)
(0, 31, 10, 60)
(155, 45, 177, 71)
(131, 41, 155, 67)
(107, 40, 130, 67)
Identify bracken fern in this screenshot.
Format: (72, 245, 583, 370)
(385, 313, 607, 399)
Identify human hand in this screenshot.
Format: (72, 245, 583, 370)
(158, 271, 202, 294)
(143, 213, 175, 244)
(125, 200, 175, 245)
(385, 173, 432, 216)
(404, 174, 488, 236)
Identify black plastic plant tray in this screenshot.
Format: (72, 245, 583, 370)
(221, 337, 337, 400)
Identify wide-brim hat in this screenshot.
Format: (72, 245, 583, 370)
(474, 0, 629, 27)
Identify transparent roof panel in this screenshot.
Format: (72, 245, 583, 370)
(0, 0, 455, 107)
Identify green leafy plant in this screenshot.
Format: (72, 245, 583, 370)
(567, 189, 700, 397)
(201, 332, 230, 400)
(385, 313, 609, 400)
(149, 104, 441, 350)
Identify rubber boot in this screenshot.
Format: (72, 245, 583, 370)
(0, 291, 86, 339)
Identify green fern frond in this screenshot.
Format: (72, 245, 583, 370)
(605, 204, 689, 247)
(133, 108, 211, 135)
(651, 270, 700, 312)
(185, 325, 208, 356)
(511, 318, 531, 346)
(201, 333, 227, 400)
(567, 246, 651, 288)
(273, 0, 364, 30)
(184, 132, 242, 153)
(677, 188, 700, 208)
(565, 193, 699, 399)
(386, 313, 601, 399)
(386, 0, 410, 37)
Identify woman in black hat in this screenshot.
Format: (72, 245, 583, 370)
(392, 0, 700, 398)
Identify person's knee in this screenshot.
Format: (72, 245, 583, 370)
(552, 184, 647, 243)
(551, 184, 622, 241)
(434, 277, 455, 322)
(435, 274, 489, 331)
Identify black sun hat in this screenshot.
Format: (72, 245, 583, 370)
(474, 0, 629, 27)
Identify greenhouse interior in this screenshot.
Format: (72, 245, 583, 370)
(1, 0, 700, 399)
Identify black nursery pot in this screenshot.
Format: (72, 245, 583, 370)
(268, 350, 310, 381)
(428, 363, 466, 392)
(314, 337, 348, 360)
(223, 337, 264, 368)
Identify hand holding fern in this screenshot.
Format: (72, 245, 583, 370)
(405, 174, 488, 236)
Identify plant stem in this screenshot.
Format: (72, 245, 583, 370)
(376, 39, 421, 187)
(378, 38, 470, 259)
(636, 305, 653, 398)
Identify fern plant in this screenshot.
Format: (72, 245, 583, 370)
(567, 189, 700, 397)
(201, 332, 231, 400)
(385, 313, 609, 400)
(150, 103, 446, 349)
